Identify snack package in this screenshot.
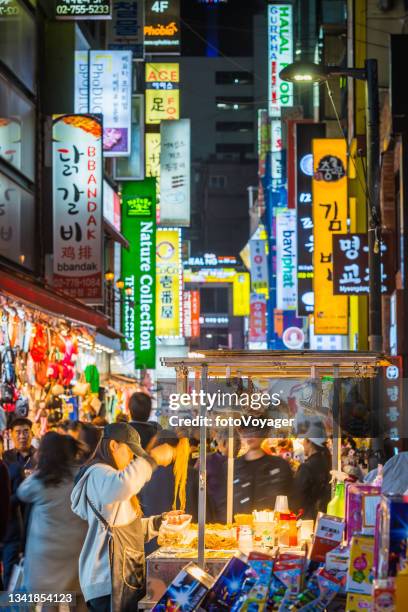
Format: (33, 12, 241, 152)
(346, 534, 375, 596)
(231, 551, 274, 611)
(377, 495, 408, 578)
(160, 513, 192, 532)
(201, 553, 253, 610)
(151, 562, 213, 612)
(373, 578, 395, 611)
(309, 514, 345, 563)
(345, 592, 372, 611)
(325, 544, 350, 593)
(288, 568, 341, 611)
(275, 552, 306, 611)
(345, 483, 381, 542)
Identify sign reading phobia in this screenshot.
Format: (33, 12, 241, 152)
(144, 0, 180, 55)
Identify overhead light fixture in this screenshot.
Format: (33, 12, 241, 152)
(104, 270, 115, 282)
(116, 278, 125, 290)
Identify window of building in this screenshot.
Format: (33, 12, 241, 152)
(215, 71, 253, 85)
(216, 121, 253, 132)
(216, 96, 253, 110)
(0, 0, 36, 93)
(216, 143, 254, 155)
(200, 287, 229, 313)
(0, 75, 35, 180)
(208, 175, 228, 189)
(0, 171, 35, 269)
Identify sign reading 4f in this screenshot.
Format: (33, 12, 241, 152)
(151, 1, 169, 11)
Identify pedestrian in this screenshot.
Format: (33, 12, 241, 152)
(233, 430, 293, 514)
(292, 422, 332, 519)
(205, 430, 241, 523)
(78, 422, 102, 461)
(128, 392, 160, 451)
(71, 422, 176, 612)
(2, 417, 36, 588)
(17, 432, 88, 610)
(0, 435, 11, 591)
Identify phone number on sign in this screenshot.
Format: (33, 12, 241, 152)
(3, 592, 76, 606)
(55, 3, 109, 14)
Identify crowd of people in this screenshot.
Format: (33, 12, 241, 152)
(0, 393, 337, 611)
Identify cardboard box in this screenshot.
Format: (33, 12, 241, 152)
(346, 535, 375, 596)
(377, 495, 408, 578)
(345, 483, 381, 543)
(309, 514, 345, 563)
(152, 563, 213, 612)
(345, 592, 372, 611)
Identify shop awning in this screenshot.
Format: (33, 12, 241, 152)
(0, 265, 109, 329)
(103, 218, 129, 249)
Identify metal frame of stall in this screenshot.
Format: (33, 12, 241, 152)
(161, 350, 384, 568)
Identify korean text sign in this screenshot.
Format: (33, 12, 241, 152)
(249, 293, 267, 342)
(276, 208, 297, 310)
(145, 62, 180, 125)
(312, 139, 348, 334)
(121, 179, 156, 369)
(268, 4, 293, 117)
(107, 0, 144, 58)
(156, 228, 182, 337)
(160, 119, 190, 226)
(52, 114, 103, 304)
(75, 51, 132, 157)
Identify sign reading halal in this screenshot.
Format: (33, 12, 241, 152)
(333, 233, 394, 295)
(55, 0, 111, 19)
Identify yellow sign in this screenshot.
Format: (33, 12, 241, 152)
(233, 273, 250, 316)
(313, 139, 348, 334)
(145, 63, 180, 83)
(156, 228, 182, 337)
(145, 133, 161, 178)
(145, 90, 180, 125)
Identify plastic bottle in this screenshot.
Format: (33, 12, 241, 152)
(327, 482, 346, 518)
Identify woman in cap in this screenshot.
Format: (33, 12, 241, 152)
(71, 422, 177, 612)
(292, 421, 332, 519)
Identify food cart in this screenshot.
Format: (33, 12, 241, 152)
(161, 350, 384, 568)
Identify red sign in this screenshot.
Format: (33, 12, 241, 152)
(191, 290, 200, 338)
(249, 294, 266, 342)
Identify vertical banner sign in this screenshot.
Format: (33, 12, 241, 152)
(313, 139, 348, 334)
(156, 228, 183, 337)
(114, 95, 145, 181)
(144, 0, 180, 55)
(249, 293, 267, 343)
(121, 179, 156, 369)
(160, 119, 190, 226)
(52, 114, 103, 304)
(74, 52, 89, 115)
(107, 0, 144, 59)
(233, 273, 250, 316)
(295, 122, 325, 317)
(267, 4, 293, 118)
(258, 109, 270, 179)
(145, 63, 180, 125)
(183, 290, 192, 337)
(275, 208, 297, 310)
(145, 133, 162, 178)
(382, 357, 403, 447)
(249, 238, 268, 293)
(191, 290, 200, 338)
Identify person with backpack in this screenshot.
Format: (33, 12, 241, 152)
(71, 422, 177, 612)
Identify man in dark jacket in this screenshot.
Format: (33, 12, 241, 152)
(0, 435, 11, 590)
(128, 392, 161, 450)
(232, 435, 293, 514)
(2, 418, 36, 588)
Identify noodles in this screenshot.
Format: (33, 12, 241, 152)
(172, 437, 190, 512)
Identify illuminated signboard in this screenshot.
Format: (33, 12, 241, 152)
(156, 228, 183, 337)
(295, 122, 325, 317)
(107, 0, 144, 58)
(144, 0, 180, 55)
(160, 119, 191, 226)
(121, 179, 156, 369)
(114, 95, 145, 181)
(312, 139, 348, 335)
(145, 62, 180, 125)
(249, 238, 268, 294)
(145, 132, 161, 178)
(52, 114, 103, 304)
(74, 51, 132, 157)
(267, 4, 293, 117)
(55, 0, 111, 19)
(276, 208, 297, 310)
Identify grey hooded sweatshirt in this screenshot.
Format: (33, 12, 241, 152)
(71, 457, 159, 603)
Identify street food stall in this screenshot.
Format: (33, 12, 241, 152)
(139, 350, 400, 610)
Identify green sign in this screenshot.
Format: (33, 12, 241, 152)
(121, 179, 156, 369)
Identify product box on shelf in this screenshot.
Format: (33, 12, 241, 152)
(201, 553, 253, 611)
(373, 578, 395, 611)
(309, 514, 345, 563)
(346, 534, 375, 596)
(231, 551, 274, 611)
(151, 562, 213, 612)
(289, 568, 342, 611)
(345, 592, 373, 611)
(345, 483, 381, 542)
(325, 545, 350, 592)
(377, 495, 408, 579)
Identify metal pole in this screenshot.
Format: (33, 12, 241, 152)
(365, 58, 383, 352)
(332, 366, 340, 480)
(198, 365, 208, 569)
(226, 422, 234, 524)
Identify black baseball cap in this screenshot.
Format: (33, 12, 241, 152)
(103, 422, 143, 456)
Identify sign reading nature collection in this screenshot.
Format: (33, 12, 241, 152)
(52, 114, 103, 304)
(121, 179, 156, 369)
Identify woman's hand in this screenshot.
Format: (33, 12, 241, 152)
(150, 443, 174, 467)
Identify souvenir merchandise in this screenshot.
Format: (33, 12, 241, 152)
(202, 554, 253, 610)
(377, 495, 408, 578)
(373, 578, 395, 611)
(151, 563, 213, 612)
(309, 514, 345, 563)
(325, 545, 350, 592)
(345, 483, 381, 542)
(345, 592, 373, 611)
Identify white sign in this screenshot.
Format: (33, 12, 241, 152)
(268, 4, 293, 117)
(75, 51, 132, 157)
(160, 119, 190, 226)
(52, 114, 103, 304)
(103, 179, 121, 231)
(276, 208, 297, 310)
(282, 326, 304, 350)
(107, 0, 144, 59)
(309, 320, 348, 350)
(249, 239, 268, 292)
